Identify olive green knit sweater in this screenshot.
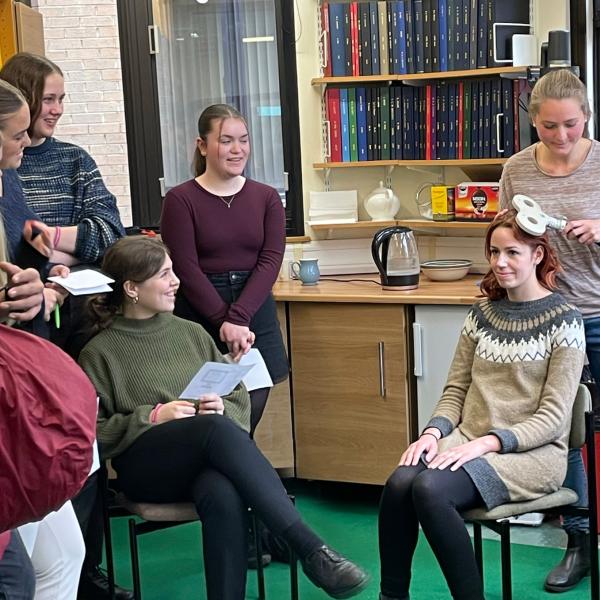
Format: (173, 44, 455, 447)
(79, 313, 251, 459)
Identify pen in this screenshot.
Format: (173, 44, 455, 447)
(54, 304, 61, 329)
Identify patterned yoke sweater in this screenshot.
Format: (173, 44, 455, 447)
(426, 293, 585, 510)
(78, 313, 251, 459)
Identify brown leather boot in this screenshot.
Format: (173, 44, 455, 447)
(544, 531, 591, 592)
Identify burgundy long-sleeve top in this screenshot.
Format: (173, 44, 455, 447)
(160, 178, 285, 327)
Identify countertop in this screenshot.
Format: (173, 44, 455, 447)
(272, 274, 481, 305)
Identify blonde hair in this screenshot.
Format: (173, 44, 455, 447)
(529, 69, 591, 136)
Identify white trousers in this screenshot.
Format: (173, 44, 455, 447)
(18, 501, 85, 600)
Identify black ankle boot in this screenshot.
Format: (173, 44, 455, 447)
(301, 545, 370, 599)
(77, 566, 134, 600)
(544, 531, 591, 592)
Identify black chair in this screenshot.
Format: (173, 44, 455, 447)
(463, 383, 599, 600)
(100, 464, 299, 600)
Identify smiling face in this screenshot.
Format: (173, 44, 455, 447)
(124, 254, 180, 319)
(489, 226, 544, 301)
(0, 103, 31, 169)
(532, 98, 587, 159)
(197, 117, 250, 179)
(30, 73, 65, 145)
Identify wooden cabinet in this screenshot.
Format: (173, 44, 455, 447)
(254, 303, 294, 475)
(0, 1, 45, 66)
(289, 302, 411, 485)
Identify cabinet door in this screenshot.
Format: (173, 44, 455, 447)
(290, 303, 410, 484)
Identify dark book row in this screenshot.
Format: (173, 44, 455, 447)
(321, 0, 530, 77)
(325, 77, 532, 162)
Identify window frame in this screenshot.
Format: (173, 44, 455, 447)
(116, 0, 304, 235)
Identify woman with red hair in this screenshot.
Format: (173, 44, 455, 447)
(378, 210, 585, 600)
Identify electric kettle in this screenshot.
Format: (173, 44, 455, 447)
(371, 226, 420, 290)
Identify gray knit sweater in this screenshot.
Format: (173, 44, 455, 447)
(79, 313, 251, 459)
(500, 140, 600, 317)
(426, 293, 585, 509)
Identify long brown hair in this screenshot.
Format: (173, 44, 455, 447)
(88, 236, 169, 330)
(479, 210, 560, 300)
(0, 52, 63, 138)
(193, 103, 248, 176)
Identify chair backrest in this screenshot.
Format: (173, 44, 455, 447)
(569, 384, 592, 449)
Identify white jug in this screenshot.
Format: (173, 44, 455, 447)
(364, 181, 400, 221)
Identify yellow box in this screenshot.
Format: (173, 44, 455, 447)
(431, 186, 455, 221)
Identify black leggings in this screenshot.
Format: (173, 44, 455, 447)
(379, 463, 484, 600)
(112, 415, 322, 600)
(249, 387, 270, 437)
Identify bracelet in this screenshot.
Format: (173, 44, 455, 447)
(419, 432, 440, 441)
(53, 226, 61, 248)
(150, 403, 164, 424)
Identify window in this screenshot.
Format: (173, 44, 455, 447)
(117, 0, 303, 234)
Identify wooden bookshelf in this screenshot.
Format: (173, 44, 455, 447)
(309, 219, 489, 233)
(314, 158, 507, 169)
(311, 66, 527, 86)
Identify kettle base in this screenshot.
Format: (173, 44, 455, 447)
(382, 284, 419, 291)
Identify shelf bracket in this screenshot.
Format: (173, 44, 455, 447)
(384, 165, 395, 189)
(324, 168, 332, 192)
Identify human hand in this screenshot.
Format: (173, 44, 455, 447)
(196, 393, 225, 415)
(23, 220, 53, 257)
(563, 219, 600, 245)
(399, 430, 439, 466)
(492, 208, 509, 222)
(48, 264, 70, 278)
(42, 288, 68, 321)
(427, 435, 501, 472)
(155, 400, 196, 423)
(219, 321, 254, 361)
(45, 264, 70, 300)
(0, 262, 44, 322)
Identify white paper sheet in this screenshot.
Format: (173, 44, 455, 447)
(179, 361, 255, 399)
(238, 349, 274, 391)
(47, 269, 114, 296)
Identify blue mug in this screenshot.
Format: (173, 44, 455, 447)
(291, 259, 320, 285)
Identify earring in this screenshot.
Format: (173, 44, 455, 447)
(132, 295, 139, 304)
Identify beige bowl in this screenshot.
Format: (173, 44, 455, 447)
(421, 260, 472, 282)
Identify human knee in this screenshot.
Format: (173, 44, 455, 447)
(192, 472, 246, 520)
(382, 466, 420, 500)
(410, 469, 447, 508)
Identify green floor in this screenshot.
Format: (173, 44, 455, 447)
(107, 480, 594, 600)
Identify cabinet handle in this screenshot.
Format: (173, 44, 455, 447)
(378, 341, 386, 398)
(413, 323, 423, 377)
(148, 25, 159, 55)
(495, 113, 504, 155)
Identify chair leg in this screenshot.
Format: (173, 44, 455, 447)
(287, 494, 299, 600)
(128, 519, 142, 600)
(472, 522, 484, 581)
(585, 411, 599, 600)
(498, 520, 512, 600)
(100, 468, 116, 599)
(250, 510, 266, 600)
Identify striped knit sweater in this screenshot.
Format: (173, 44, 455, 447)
(78, 313, 251, 459)
(426, 293, 585, 509)
(500, 140, 600, 317)
(18, 137, 125, 264)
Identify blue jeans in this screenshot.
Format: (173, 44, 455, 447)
(561, 316, 600, 533)
(0, 531, 35, 600)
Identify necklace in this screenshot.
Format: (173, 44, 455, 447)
(217, 194, 236, 208)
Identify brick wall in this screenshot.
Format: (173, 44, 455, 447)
(32, 0, 132, 226)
